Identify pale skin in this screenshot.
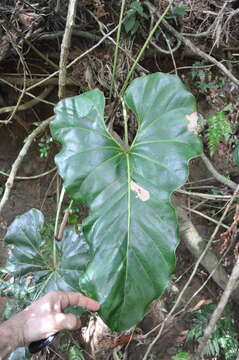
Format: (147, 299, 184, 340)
(0, 291, 100, 359)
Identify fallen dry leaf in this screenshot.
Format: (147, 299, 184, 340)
(131, 181, 150, 201)
(186, 112, 198, 133)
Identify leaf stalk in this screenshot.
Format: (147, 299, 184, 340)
(119, 1, 173, 97)
(110, 0, 126, 98)
(121, 97, 129, 148)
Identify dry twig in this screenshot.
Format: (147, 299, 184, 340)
(88, 9, 148, 74)
(0, 86, 54, 117)
(58, 0, 78, 99)
(221, 208, 239, 241)
(0, 167, 56, 180)
(196, 250, 239, 358)
(176, 189, 235, 201)
(2, 25, 28, 124)
(220, 205, 239, 254)
(201, 153, 238, 191)
(144, 1, 181, 55)
(25, 24, 120, 93)
(145, 2, 239, 87)
(0, 116, 54, 216)
(37, 30, 102, 43)
(55, 208, 72, 241)
(0, 77, 55, 107)
(0, 76, 77, 89)
(24, 39, 59, 70)
(180, 204, 229, 229)
(222, 8, 239, 43)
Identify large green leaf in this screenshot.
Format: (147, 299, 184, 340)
(7, 347, 31, 360)
(3, 209, 90, 295)
(51, 73, 202, 331)
(233, 145, 239, 166)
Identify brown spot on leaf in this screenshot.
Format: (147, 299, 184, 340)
(186, 112, 198, 133)
(130, 181, 150, 201)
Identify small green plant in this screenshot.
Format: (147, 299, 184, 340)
(167, 4, 188, 19)
(207, 109, 232, 155)
(187, 303, 238, 360)
(39, 219, 55, 239)
(191, 61, 224, 92)
(68, 201, 82, 228)
(38, 135, 53, 158)
(39, 220, 55, 264)
(172, 352, 191, 360)
(124, 1, 147, 35)
(69, 345, 85, 360)
(191, 61, 212, 91)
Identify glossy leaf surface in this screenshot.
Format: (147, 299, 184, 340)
(7, 347, 31, 360)
(51, 73, 202, 330)
(4, 209, 89, 295)
(233, 145, 239, 166)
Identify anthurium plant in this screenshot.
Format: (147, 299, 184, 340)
(1, 73, 202, 331)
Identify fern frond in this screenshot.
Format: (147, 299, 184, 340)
(207, 111, 232, 155)
(187, 303, 238, 360)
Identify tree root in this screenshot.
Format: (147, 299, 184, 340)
(177, 205, 239, 304)
(201, 153, 238, 191)
(178, 207, 229, 293)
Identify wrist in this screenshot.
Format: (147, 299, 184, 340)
(0, 317, 22, 358)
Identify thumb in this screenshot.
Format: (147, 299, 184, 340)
(56, 313, 81, 331)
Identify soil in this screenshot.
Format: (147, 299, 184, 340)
(0, 1, 239, 359)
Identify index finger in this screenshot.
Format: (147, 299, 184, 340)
(59, 291, 100, 311)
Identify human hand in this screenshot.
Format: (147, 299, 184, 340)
(7, 291, 100, 347)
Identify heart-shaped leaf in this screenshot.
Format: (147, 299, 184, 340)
(3, 209, 90, 295)
(51, 73, 202, 330)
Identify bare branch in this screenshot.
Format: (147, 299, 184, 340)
(0, 167, 56, 180)
(0, 116, 54, 216)
(0, 86, 54, 118)
(144, 1, 239, 87)
(201, 153, 238, 191)
(195, 249, 239, 358)
(26, 24, 120, 92)
(58, 0, 78, 99)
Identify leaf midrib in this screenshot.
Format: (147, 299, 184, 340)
(117, 154, 131, 325)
